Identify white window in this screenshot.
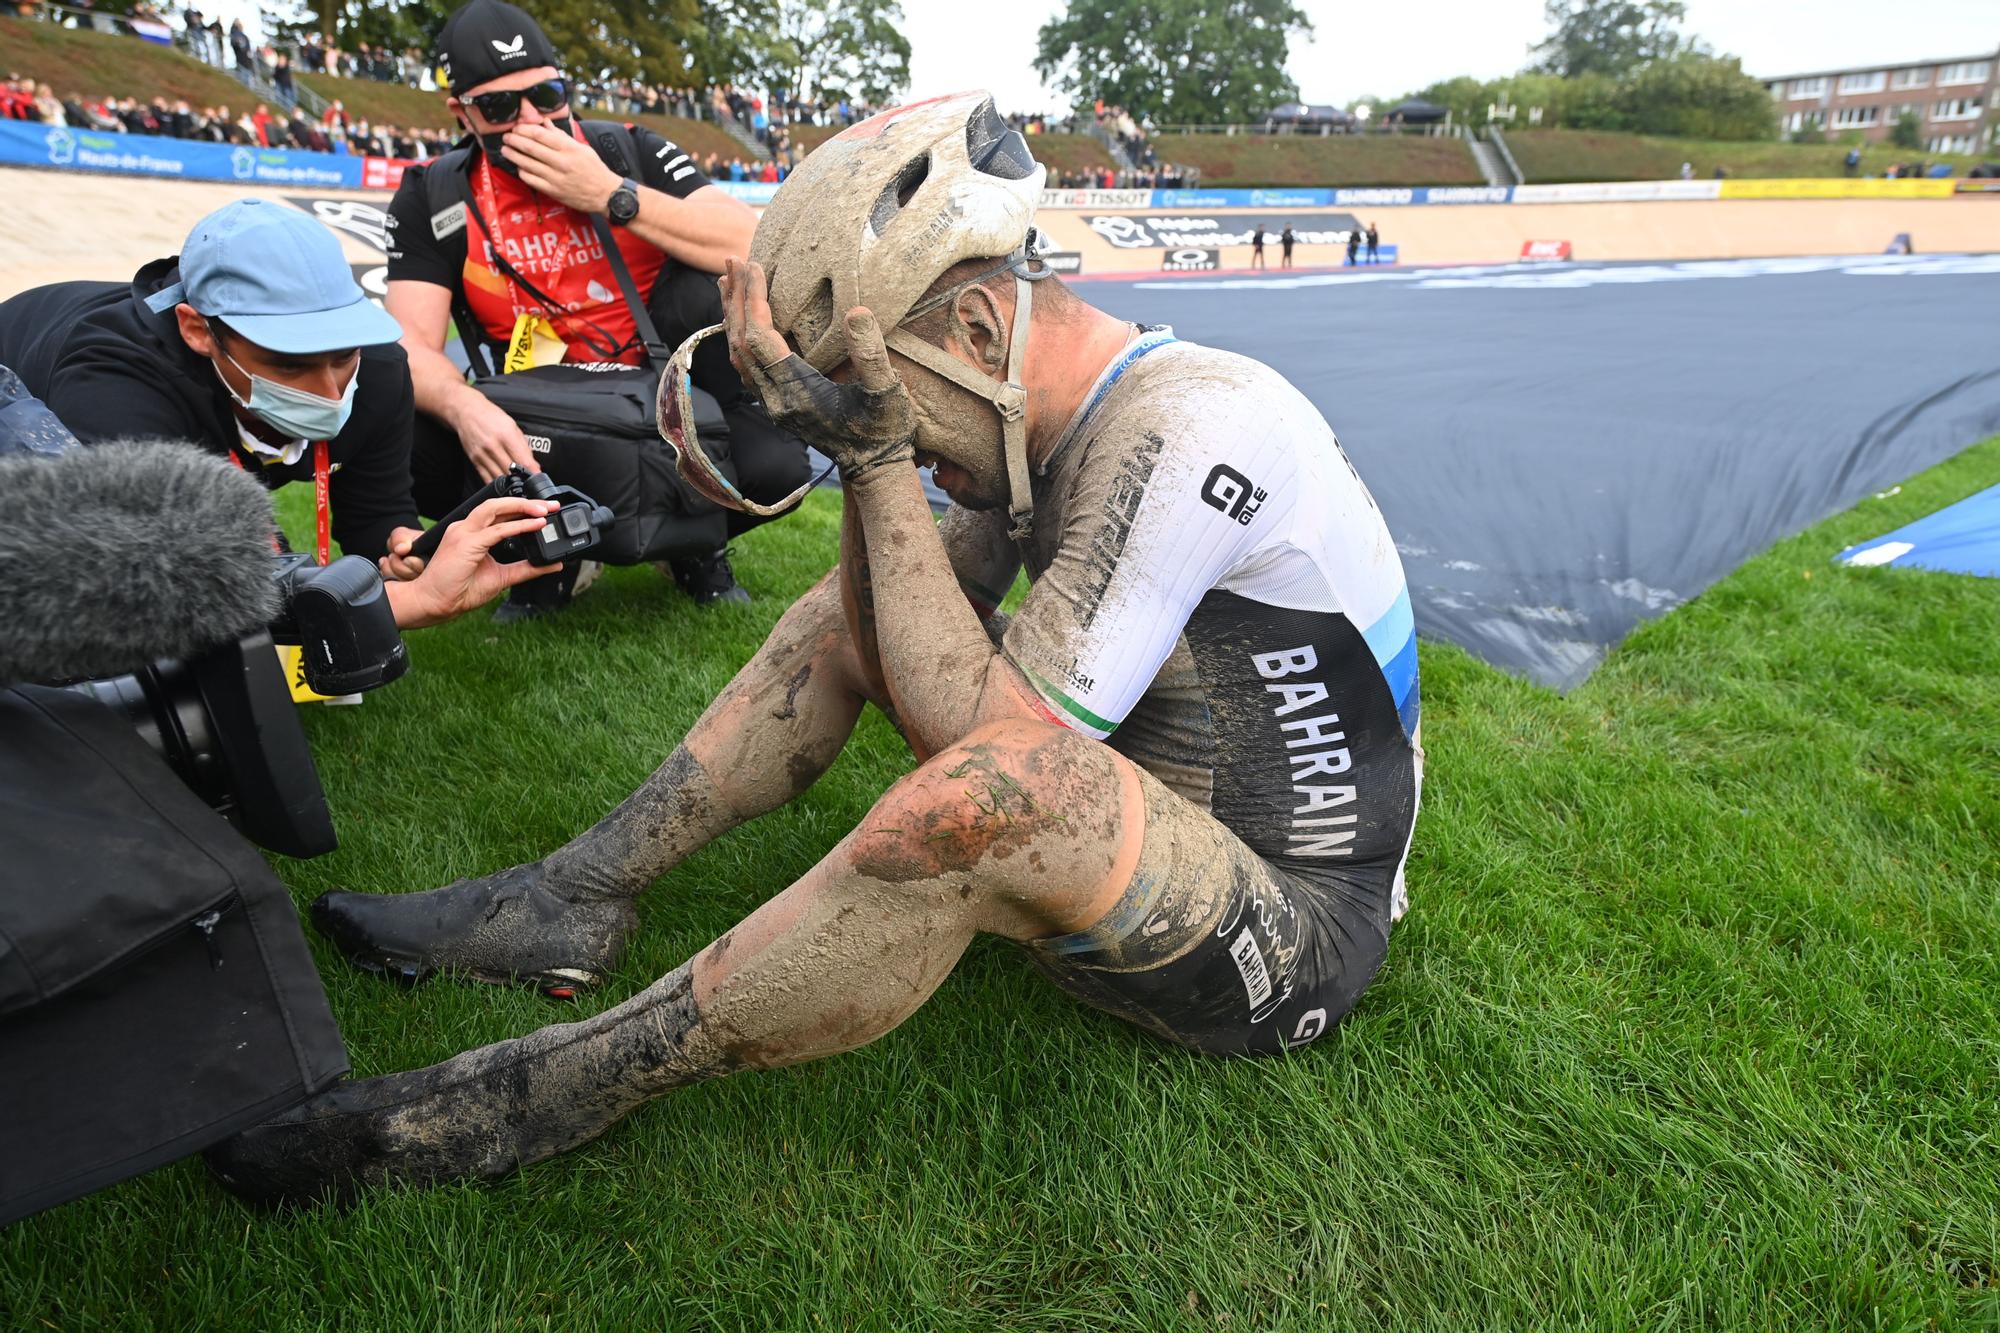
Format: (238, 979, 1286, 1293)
(1790, 77, 1828, 99)
(1928, 134, 1977, 154)
(1938, 62, 1991, 86)
(1891, 67, 1930, 89)
(1832, 106, 1880, 128)
(1932, 98, 1984, 122)
(1838, 71, 1887, 94)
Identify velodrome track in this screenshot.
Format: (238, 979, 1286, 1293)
(5, 165, 1996, 685)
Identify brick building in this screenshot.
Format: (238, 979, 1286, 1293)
(1760, 49, 1997, 155)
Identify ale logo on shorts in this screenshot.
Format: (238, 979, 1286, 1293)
(1201, 463, 1268, 525)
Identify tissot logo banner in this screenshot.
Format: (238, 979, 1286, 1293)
(1162, 247, 1221, 272)
(1201, 463, 1267, 523)
(1038, 188, 1154, 209)
(1092, 213, 1363, 249)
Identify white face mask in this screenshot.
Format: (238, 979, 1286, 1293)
(217, 346, 357, 441)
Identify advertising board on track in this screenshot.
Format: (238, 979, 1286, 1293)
(1085, 212, 1362, 249)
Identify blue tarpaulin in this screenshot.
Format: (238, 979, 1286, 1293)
(1838, 483, 2000, 578)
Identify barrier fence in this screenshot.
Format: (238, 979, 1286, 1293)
(0, 121, 1990, 206)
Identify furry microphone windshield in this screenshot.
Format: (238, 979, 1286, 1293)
(0, 440, 281, 685)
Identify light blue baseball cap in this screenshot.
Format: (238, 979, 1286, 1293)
(143, 198, 402, 354)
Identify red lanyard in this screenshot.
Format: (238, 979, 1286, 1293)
(229, 439, 330, 566)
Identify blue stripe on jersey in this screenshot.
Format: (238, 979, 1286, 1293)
(1361, 587, 1420, 735)
(1070, 329, 1178, 440)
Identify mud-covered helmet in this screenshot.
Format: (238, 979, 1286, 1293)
(752, 91, 1046, 373)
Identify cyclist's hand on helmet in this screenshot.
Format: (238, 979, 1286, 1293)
(453, 391, 541, 481)
(721, 258, 915, 481)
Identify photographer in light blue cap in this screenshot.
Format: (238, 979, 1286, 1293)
(0, 197, 565, 628)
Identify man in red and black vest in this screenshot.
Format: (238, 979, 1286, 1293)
(386, 0, 809, 612)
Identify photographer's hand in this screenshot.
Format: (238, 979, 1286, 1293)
(385, 497, 562, 630)
(453, 391, 542, 481)
(379, 526, 427, 582)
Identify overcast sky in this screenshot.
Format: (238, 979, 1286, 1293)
(904, 0, 1999, 113)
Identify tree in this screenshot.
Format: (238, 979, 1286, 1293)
(1035, 0, 1311, 125)
(705, 0, 911, 103)
(1413, 75, 1494, 126)
(264, 0, 725, 87)
(1891, 109, 1922, 149)
(1614, 53, 1775, 140)
(1532, 0, 1698, 80)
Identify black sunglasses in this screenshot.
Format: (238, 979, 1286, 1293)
(465, 78, 568, 125)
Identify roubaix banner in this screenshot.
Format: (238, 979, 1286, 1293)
(1086, 212, 1364, 249)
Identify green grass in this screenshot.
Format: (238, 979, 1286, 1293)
(1509, 128, 1996, 183)
(793, 125, 1115, 175)
(1144, 132, 1485, 187)
(4, 437, 1999, 1328)
(0, 17, 247, 107)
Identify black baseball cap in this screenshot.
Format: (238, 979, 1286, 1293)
(436, 0, 560, 96)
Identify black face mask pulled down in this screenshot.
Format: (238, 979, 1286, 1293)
(478, 115, 574, 175)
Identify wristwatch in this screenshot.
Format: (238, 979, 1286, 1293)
(607, 177, 641, 226)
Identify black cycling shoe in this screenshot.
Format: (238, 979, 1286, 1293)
(493, 558, 602, 623)
(663, 546, 751, 606)
(311, 861, 635, 993)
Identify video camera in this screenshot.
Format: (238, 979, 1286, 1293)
(65, 552, 408, 859)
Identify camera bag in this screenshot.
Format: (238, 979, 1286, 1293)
(0, 685, 348, 1227)
(434, 125, 738, 565)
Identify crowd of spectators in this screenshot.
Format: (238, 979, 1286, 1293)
(2, 71, 459, 159)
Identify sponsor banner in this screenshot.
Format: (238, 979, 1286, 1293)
(1038, 250, 1084, 274)
(1161, 247, 1220, 271)
(0, 120, 364, 187)
(1512, 180, 1722, 204)
(360, 156, 414, 191)
(1956, 178, 2000, 193)
(1521, 239, 1573, 261)
(1039, 187, 1154, 209)
(715, 180, 780, 204)
(284, 196, 391, 252)
(1086, 212, 1362, 249)
(1423, 185, 1516, 205)
(1717, 177, 1955, 200)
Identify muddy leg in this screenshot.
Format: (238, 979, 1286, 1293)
(211, 719, 1145, 1203)
(311, 574, 882, 987)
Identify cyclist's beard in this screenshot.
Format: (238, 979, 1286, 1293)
(903, 370, 1009, 511)
(474, 115, 575, 176)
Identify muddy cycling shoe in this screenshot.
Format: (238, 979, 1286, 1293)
(206, 964, 708, 1208)
(311, 861, 636, 993)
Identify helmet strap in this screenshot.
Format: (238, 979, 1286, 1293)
(883, 273, 1039, 541)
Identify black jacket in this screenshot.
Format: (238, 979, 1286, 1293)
(0, 258, 419, 560)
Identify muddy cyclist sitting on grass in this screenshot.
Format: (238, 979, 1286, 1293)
(210, 91, 1425, 1203)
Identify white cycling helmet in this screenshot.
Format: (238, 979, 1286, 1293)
(752, 91, 1051, 538)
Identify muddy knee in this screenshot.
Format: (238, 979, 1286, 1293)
(843, 719, 1143, 935)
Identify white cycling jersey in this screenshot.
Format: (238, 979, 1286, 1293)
(945, 329, 1420, 892)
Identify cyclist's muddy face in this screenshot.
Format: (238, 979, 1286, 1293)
(888, 345, 1010, 511)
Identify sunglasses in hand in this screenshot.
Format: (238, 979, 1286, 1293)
(466, 78, 569, 125)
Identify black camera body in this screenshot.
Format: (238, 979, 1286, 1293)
(269, 552, 408, 695)
(411, 465, 616, 568)
(68, 552, 409, 858)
